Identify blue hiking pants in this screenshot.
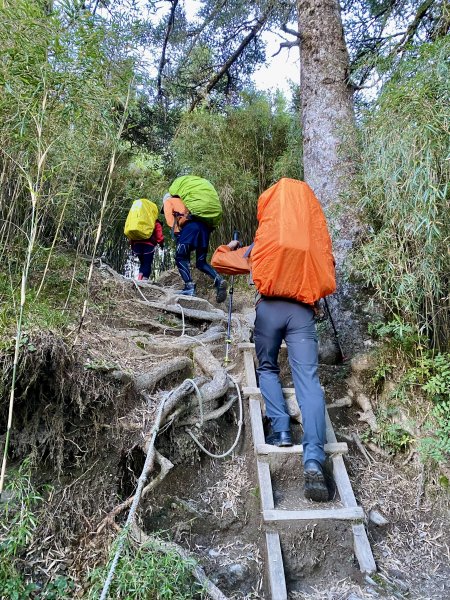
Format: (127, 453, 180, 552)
(254, 298, 326, 464)
(175, 221, 221, 284)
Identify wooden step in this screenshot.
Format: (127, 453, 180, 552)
(264, 506, 364, 523)
(256, 442, 348, 455)
(266, 532, 287, 600)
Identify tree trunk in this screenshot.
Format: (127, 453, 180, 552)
(297, 0, 366, 354)
(297, 0, 358, 268)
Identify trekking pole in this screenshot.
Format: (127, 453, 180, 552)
(323, 297, 346, 362)
(224, 230, 240, 363)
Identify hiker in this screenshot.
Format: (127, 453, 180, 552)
(130, 219, 164, 281)
(212, 178, 336, 502)
(162, 175, 227, 302)
(124, 198, 164, 281)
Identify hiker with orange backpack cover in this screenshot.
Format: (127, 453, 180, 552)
(212, 178, 336, 502)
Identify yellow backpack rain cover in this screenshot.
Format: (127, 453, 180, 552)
(124, 198, 158, 241)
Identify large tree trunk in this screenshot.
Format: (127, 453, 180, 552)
(297, 0, 365, 354)
(297, 0, 358, 267)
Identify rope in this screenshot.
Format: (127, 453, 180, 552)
(184, 378, 204, 426)
(175, 302, 186, 336)
(186, 377, 243, 459)
(99, 381, 187, 600)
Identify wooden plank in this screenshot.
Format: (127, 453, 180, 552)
(239, 342, 287, 349)
(257, 461, 274, 511)
(243, 386, 295, 397)
(264, 506, 364, 523)
(352, 523, 377, 574)
(266, 532, 288, 600)
(332, 455, 358, 507)
(256, 442, 348, 456)
(325, 411, 358, 507)
(325, 410, 337, 444)
(243, 350, 257, 388)
(249, 398, 266, 446)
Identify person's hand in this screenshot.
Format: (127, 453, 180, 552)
(227, 240, 240, 250)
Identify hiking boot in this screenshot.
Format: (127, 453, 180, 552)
(178, 282, 196, 296)
(215, 278, 227, 303)
(266, 431, 293, 447)
(303, 459, 329, 502)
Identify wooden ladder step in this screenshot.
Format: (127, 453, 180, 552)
(265, 532, 287, 600)
(241, 347, 377, 596)
(264, 506, 365, 523)
(256, 442, 348, 455)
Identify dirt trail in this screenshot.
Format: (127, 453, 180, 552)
(2, 265, 449, 599)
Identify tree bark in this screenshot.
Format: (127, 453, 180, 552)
(297, 0, 358, 268)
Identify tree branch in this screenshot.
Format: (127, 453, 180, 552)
(157, 0, 179, 100)
(189, 6, 273, 111)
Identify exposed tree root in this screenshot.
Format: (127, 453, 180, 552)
(130, 523, 230, 600)
(177, 395, 237, 427)
(97, 451, 173, 532)
(136, 299, 225, 322)
(194, 346, 229, 406)
(355, 392, 379, 432)
(115, 357, 192, 392)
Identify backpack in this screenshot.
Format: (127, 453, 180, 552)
(251, 178, 336, 304)
(169, 176, 222, 228)
(124, 198, 159, 241)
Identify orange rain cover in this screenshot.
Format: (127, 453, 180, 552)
(251, 178, 336, 304)
(163, 197, 189, 233)
(211, 245, 251, 275)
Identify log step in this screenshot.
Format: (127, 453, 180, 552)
(256, 442, 348, 455)
(264, 506, 364, 523)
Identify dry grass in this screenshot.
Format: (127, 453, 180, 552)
(200, 456, 251, 518)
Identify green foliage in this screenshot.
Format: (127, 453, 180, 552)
(0, 459, 41, 598)
(170, 90, 302, 244)
(370, 318, 450, 463)
(87, 539, 204, 599)
(0, 247, 88, 337)
(0, 459, 76, 599)
(370, 409, 413, 453)
(353, 38, 450, 350)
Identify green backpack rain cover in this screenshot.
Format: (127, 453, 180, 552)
(169, 176, 222, 228)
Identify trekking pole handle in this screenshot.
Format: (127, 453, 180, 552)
(232, 230, 240, 242)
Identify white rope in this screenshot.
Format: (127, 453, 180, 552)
(184, 378, 204, 426)
(175, 302, 186, 336)
(186, 377, 243, 459)
(99, 380, 189, 600)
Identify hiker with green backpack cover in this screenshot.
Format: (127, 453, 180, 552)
(162, 175, 227, 303)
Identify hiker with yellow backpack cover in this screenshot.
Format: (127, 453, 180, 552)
(212, 178, 336, 502)
(124, 198, 164, 281)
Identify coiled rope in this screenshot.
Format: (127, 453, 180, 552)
(186, 376, 243, 459)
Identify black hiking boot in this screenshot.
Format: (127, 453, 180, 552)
(303, 459, 329, 502)
(215, 278, 227, 303)
(266, 430, 293, 447)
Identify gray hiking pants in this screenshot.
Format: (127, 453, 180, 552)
(254, 298, 326, 465)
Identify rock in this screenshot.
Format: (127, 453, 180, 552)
(347, 594, 364, 600)
(319, 337, 341, 364)
(214, 562, 249, 588)
(285, 394, 301, 422)
(379, 380, 397, 404)
(330, 396, 352, 408)
(351, 352, 376, 374)
(346, 375, 363, 394)
(369, 509, 389, 526)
